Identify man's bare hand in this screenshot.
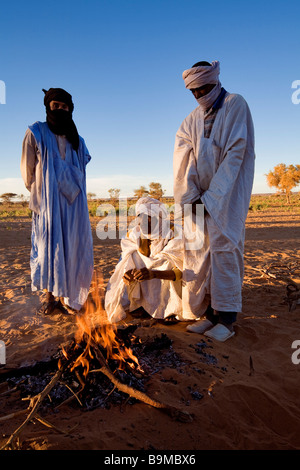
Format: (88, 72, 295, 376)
(133, 268, 154, 282)
(192, 198, 207, 215)
(123, 269, 137, 285)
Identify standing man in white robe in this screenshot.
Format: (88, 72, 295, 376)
(173, 60, 255, 341)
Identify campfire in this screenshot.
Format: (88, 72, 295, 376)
(1, 272, 192, 450)
(61, 272, 143, 378)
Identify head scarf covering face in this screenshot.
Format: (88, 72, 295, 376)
(135, 197, 169, 240)
(42, 88, 79, 151)
(182, 60, 221, 111)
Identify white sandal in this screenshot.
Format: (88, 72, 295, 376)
(204, 323, 235, 342)
(186, 318, 214, 334)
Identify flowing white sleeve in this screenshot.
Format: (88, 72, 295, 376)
(173, 120, 200, 205)
(21, 129, 38, 191)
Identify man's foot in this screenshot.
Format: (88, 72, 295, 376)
(37, 298, 58, 315)
(58, 298, 78, 315)
(130, 307, 149, 319)
(163, 314, 179, 324)
(186, 318, 214, 334)
(204, 323, 235, 342)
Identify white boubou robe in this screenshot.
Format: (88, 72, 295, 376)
(173, 93, 255, 318)
(104, 225, 191, 322)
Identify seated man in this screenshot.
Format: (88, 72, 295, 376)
(105, 197, 194, 323)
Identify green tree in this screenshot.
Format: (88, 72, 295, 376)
(87, 192, 97, 200)
(108, 188, 121, 205)
(0, 193, 17, 203)
(266, 164, 300, 203)
(133, 185, 149, 199)
(148, 182, 165, 200)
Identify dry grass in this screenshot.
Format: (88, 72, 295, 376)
(0, 193, 299, 220)
(249, 193, 300, 213)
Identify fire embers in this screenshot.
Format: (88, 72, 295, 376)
(7, 330, 184, 413)
(58, 324, 146, 410)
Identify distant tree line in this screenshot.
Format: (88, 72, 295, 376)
(133, 182, 165, 200)
(3, 166, 300, 207)
(1, 182, 166, 206)
(87, 181, 165, 203)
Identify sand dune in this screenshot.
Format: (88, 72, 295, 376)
(0, 210, 300, 450)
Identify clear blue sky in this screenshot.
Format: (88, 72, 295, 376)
(0, 0, 299, 198)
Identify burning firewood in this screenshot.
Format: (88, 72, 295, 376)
(1, 272, 192, 450)
(1, 333, 192, 450)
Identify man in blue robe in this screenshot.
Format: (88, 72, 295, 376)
(21, 88, 94, 314)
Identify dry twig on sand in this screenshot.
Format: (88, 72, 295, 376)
(247, 261, 300, 311)
(1, 368, 64, 450)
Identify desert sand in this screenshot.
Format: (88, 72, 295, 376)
(0, 208, 300, 451)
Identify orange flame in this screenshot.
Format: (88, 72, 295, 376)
(69, 271, 141, 377)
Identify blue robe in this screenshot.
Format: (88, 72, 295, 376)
(29, 121, 93, 310)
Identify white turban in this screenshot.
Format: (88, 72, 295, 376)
(135, 197, 169, 240)
(182, 60, 220, 89)
(135, 196, 168, 219)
